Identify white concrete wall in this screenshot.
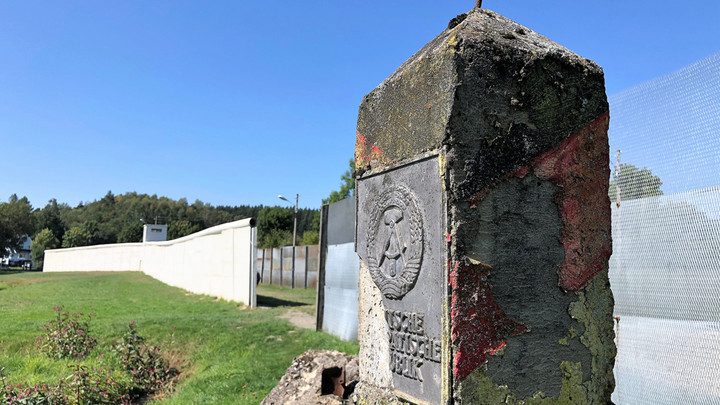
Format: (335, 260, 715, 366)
(44, 219, 257, 307)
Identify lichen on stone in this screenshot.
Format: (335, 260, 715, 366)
(567, 270, 616, 403)
(456, 361, 591, 404)
(558, 327, 579, 346)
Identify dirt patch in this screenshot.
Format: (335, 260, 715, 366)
(0, 276, 48, 288)
(278, 310, 316, 330)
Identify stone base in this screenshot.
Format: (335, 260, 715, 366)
(262, 350, 358, 405)
(351, 382, 405, 405)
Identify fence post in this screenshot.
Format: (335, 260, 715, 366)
(269, 248, 273, 285)
(260, 248, 265, 283)
(304, 245, 309, 289)
(279, 247, 284, 287)
(315, 204, 329, 331)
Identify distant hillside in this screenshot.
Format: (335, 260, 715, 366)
(31, 191, 318, 248)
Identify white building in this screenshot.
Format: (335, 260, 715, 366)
(2, 236, 32, 266)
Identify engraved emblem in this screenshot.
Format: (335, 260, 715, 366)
(367, 185, 424, 299)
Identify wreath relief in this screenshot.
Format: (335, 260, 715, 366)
(366, 185, 424, 299)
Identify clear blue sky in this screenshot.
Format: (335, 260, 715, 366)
(1, 0, 718, 210)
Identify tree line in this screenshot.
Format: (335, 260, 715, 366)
(0, 191, 320, 269)
(2, 159, 358, 269)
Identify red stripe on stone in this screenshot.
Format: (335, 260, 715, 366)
(450, 262, 528, 381)
(523, 113, 612, 291)
(452, 114, 611, 380)
(488, 341, 506, 355)
(467, 113, 611, 291)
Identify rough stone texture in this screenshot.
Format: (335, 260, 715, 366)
(354, 7, 614, 405)
(356, 30, 456, 170)
(454, 172, 591, 395)
(357, 262, 393, 388)
(262, 350, 358, 405)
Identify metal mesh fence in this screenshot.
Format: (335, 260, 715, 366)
(608, 52, 720, 404)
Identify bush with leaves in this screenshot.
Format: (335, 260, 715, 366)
(113, 322, 178, 396)
(0, 383, 67, 404)
(64, 365, 131, 405)
(7, 310, 178, 404)
(0, 363, 133, 405)
(36, 306, 97, 359)
(0, 362, 66, 405)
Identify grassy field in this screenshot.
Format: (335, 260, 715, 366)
(0, 270, 358, 404)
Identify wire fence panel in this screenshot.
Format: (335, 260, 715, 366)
(608, 52, 720, 405)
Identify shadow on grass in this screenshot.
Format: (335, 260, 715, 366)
(257, 295, 309, 308)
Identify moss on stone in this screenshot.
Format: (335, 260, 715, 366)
(456, 361, 590, 404)
(441, 297, 452, 405)
(558, 326, 579, 346)
(455, 273, 615, 404)
(567, 270, 616, 403)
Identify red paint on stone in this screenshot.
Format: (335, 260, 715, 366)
(467, 113, 612, 291)
(488, 341, 506, 355)
(525, 113, 612, 291)
(451, 263, 528, 381)
(512, 165, 530, 179)
(355, 131, 388, 166)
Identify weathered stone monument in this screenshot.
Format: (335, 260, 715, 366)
(354, 8, 614, 404)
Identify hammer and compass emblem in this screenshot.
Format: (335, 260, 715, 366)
(366, 185, 424, 299)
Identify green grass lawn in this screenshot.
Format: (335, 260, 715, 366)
(0, 271, 358, 404)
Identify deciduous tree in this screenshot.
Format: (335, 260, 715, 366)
(257, 207, 293, 248)
(31, 228, 59, 269)
(0, 194, 34, 254)
(118, 222, 144, 243)
(34, 199, 68, 245)
(168, 220, 201, 240)
(323, 159, 355, 204)
(62, 227, 92, 248)
(609, 163, 663, 201)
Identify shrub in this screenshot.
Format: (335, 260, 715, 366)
(0, 363, 67, 405)
(64, 364, 131, 405)
(36, 306, 97, 359)
(0, 383, 67, 405)
(0, 363, 134, 405)
(113, 322, 178, 397)
(7, 310, 178, 404)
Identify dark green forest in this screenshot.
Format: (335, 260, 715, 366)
(1, 160, 356, 268)
(0, 191, 320, 268)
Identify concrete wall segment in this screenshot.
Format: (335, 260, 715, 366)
(44, 219, 257, 307)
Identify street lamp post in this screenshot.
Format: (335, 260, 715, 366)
(278, 194, 299, 288)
